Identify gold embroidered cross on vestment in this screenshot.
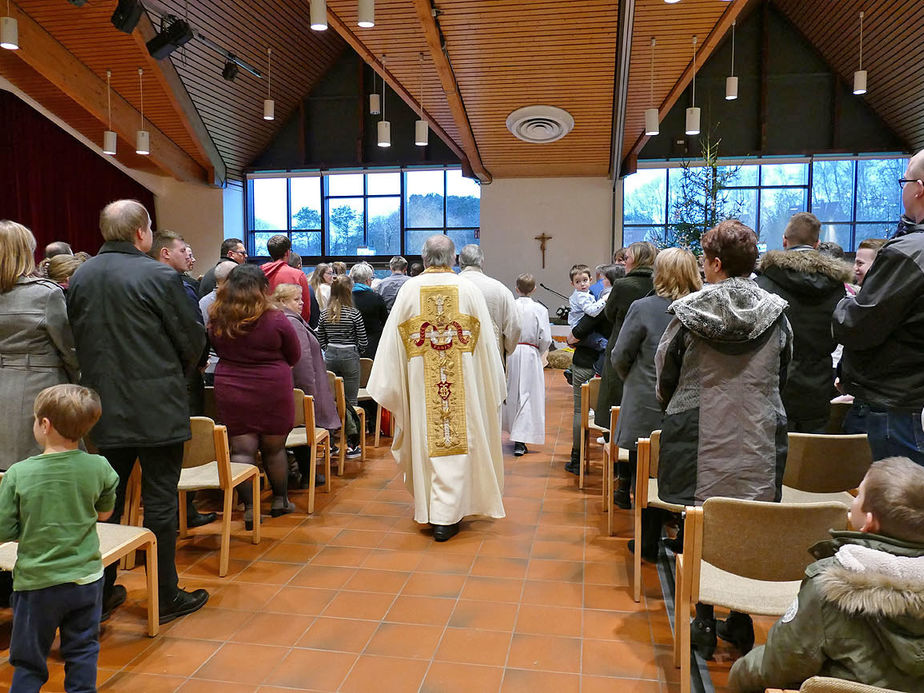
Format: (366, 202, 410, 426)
(398, 285, 480, 457)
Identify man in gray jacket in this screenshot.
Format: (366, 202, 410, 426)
(67, 200, 209, 624)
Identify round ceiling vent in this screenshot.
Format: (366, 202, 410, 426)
(505, 105, 575, 143)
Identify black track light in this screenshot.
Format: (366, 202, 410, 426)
(146, 15, 194, 60)
(222, 58, 239, 81)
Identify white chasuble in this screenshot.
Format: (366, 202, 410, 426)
(503, 297, 552, 445)
(367, 268, 507, 524)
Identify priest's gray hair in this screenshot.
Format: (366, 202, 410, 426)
(349, 261, 374, 285)
(214, 260, 236, 284)
(459, 244, 484, 269)
(422, 234, 456, 268)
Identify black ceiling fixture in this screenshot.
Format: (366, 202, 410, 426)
(146, 14, 194, 60)
(221, 58, 239, 81)
(111, 0, 143, 33)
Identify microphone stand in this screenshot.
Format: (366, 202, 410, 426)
(539, 282, 570, 301)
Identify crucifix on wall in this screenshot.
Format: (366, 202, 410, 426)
(534, 233, 552, 269)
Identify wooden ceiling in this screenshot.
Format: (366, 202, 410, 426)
(1, 0, 919, 186)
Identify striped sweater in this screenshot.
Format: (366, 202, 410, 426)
(317, 306, 368, 354)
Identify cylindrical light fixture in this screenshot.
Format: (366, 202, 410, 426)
(686, 36, 700, 136)
(369, 92, 380, 115)
(1, 1, 18, 50)
(853, 11, 867, 95)
(103, 70, 117, 155)
(136, 67, 150, 155)
(726, 20, 738, 100)
(310, 0, 327, 30)
(664, 0, 681, 4)
(358, 0, 374, 28)
(415, 52, 428, 146)
(263, 48, 275, 120)
(377, 120, 390, 147)
(645, 37, 659, 136)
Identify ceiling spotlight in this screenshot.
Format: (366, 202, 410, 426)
(222, 58, 239, 81)
(146, 15, 194, 60)
(310, 0, 327, 30)
(1, 0, 18, 51)
(111, 0, 143, 34)
(358, 0, 374, 28)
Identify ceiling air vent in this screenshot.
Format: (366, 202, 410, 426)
(505, 105, 575, 144)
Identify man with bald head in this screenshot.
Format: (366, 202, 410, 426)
(67, 199, 210, 624)
(833, 151, 924, 466)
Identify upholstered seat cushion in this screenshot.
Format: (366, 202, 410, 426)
(178, 461, 257, 491)
(781, 486, 854, 508)
(699, 560, 802, 616)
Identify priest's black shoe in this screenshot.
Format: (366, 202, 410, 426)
(627, 539, 658, 563)
(513, 442, 527, 457)
(690, 616, 717, 659)
(717, 611, 755, 654)
(159, 588, 209, 625)
(186, 511, 217, 529)
(432, 522, 460, 542)
(100, 584, 127, 623)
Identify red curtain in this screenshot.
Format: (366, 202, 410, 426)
(0, 90, 157, 257)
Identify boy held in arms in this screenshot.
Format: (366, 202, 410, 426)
(0, 385, 119, 693)
(729, 456, 924, 692)
(568, 264, 608, 354)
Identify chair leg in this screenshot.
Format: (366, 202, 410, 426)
(178, 490, 188, 539)
(633, 503, 643, 602)
(375, 405, 382, 448)
(219, 489, 232, 577)
(323, 440, 332, 494)
(606, 457, 615, 536)
(579, 430, 587, 489)
(601, 449, 608, 512)
(336, 428, 345, 476)
(674, 554, 689, 670)
(308, 443, 317, 515)
(144, 536, 159, 637)
(251, 472, 261, 544)
(356, 408, 367, 465)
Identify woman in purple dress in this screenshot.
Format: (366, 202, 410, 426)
(208, 264, 300, 528)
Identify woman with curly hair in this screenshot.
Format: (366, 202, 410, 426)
(309, 262, 333, 311)
(209, 264, 300, 527)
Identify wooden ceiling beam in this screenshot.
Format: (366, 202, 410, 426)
(411, 0, 491, 184)
(132, 11, 227, 187)
(7, 1, 207, 183)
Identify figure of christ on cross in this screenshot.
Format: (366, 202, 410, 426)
(534, 233, 552, 268)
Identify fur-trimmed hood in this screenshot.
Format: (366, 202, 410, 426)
(757, 249, 853, 298)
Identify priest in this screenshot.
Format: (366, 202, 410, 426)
(367, 235, 506, 542)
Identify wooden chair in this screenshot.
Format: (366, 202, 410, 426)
(0, 524, 160, 637)
(357, 357, 385, 447)
(327, 370, 366, 475)
(780, 433, 872, 507)
(177, 417, 261, 577)
(632, 430, 685, 599)
(286, 389, 332, 513)
(601, 406, 631, 532)
(579, 376, 607, 489)
(674, 498, 848, 693)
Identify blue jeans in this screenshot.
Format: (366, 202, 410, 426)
(10, 578, 103, 693)
(843, 402, 924, 466)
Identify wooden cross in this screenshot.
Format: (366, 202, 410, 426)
(534, 233, 552, 268)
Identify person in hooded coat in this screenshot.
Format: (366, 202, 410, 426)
(656, 220, 793, 659)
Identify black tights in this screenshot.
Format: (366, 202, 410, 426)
(230, 433, 288, 508)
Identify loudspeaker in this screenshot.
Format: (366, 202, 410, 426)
(111, 0, 143, 33)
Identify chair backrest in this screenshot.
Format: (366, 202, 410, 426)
(359, 358, 374, 387)
(801, 676, 901, 693)
(826, 401, 852, 434)
(607, 406, 619, 436)
(783, 433, 872, 493)
(292, 389, 306, 427)
(581, 377, 602, 426)
(649, 430, 661, 477)
(698, 497, 848, 583)
(327, 370, 346, 419)
(184, 416, 233, 488)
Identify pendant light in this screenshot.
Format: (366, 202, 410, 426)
(310, 0, 327, 31)
(1, 0, 17, 50)
(685, 35, 701, 136)
(415, 52, 428, 146)
(369, 66, 380, 115)
(103, 70, 117, 155)
(136, 67, 150, 155)
(357, 0, 374, 28)
(853, 11, 867, 95)
(377, 55, 390, 147)
(263, 48, 275, 120)
(644, 37, 659, 136)
(726, 20, 738, 100)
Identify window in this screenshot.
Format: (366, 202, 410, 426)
(245, 167, 480, 259)
(622, 156, 906, 252)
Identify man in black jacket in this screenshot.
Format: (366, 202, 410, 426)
(834, 151, 924, 466)
(197, 237, 245, 298)
(67, 200, 210, 624)
(756, 212, 852, 432)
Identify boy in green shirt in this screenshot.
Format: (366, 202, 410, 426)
(0, 384, 119, 692)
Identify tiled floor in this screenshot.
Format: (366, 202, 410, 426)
(0, 369, 757, 692)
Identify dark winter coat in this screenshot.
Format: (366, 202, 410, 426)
(655, 278, 792, 505)
(571, 308, 613, 370)
(756, 249, 853, 428)
(833, 224, 924, 410)
(595, 267, 655, 428)
(352, 285, 389, 359)
(729, 531, 924, 693)
(197, 255, 234, 299)
(67, 241, 206, 448)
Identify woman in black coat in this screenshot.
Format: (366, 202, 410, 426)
(349, 263, 388, 358)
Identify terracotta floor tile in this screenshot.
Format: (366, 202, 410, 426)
(99, 672, 187, 692)
(460, 576, 524, 603)
(263, 648, 357, 690)
(424, 531, 484, 556)
(229, 611, 312, 646)
(286, 524, 342, 545)
(377, 531, 434, 552)
(434, 628, 512, 666)
(526, 558, 584, 583)
(470, 555, 529, 579)
(330, 528, 388, 548)
(323, 590, 396, 620)
(401, 571, 466, 598)
(530, 539, 585, 561)
(166, 607, 251, 641)
(296, 616, 378, 652)
(121, 636, 219, 677)
(264, 585, 337, 616)
(478, 536, 534, 558)
(232, 560, 301, 585)
(193, 642, 289, 685)
(260, 541, 321, 564)
(584, 559, 631, 586)
(449, 599, 519, 631)
(581, 676, 663, 693)
(361, 501, 413, 517)
(177, 679, 257, 693)
(347, 514, 402, 531)
(521, 579, 583, 607)
(309, 545, 372, 568)
(515, 604, 583, 637)
(416, 551, 474, 574)
(584, 583, 647, 612)
(95, 628, 157, 668)
(506, 633, 582, 673)
(386, 595, 456, 626)
(420, 661, 505, 693)
(361, 548, 424, 572)
(500, 668, 581, 693)
(582, 638, 659, 679)
(288, 564, 356, 589)
(583, 610, 652, 642)
(365, 622, 444, 659)
(339, 655, 429, 693)
(343, 567, 410, 593)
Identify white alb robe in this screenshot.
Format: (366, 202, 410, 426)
(503, 297, 552, 445)
(459, 267, 521, 359)
(366, 268, 507, 524)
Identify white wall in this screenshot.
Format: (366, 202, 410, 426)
(480, 177, 615, 313)
(153, 179, 226, 272)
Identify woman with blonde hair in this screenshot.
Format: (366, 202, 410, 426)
(0, 220, 79, 470)
(316, 275, 367, 457)
(208, 264, 301, 526)
(45, 253, 87, 292)
(309, 262, 333, 310)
